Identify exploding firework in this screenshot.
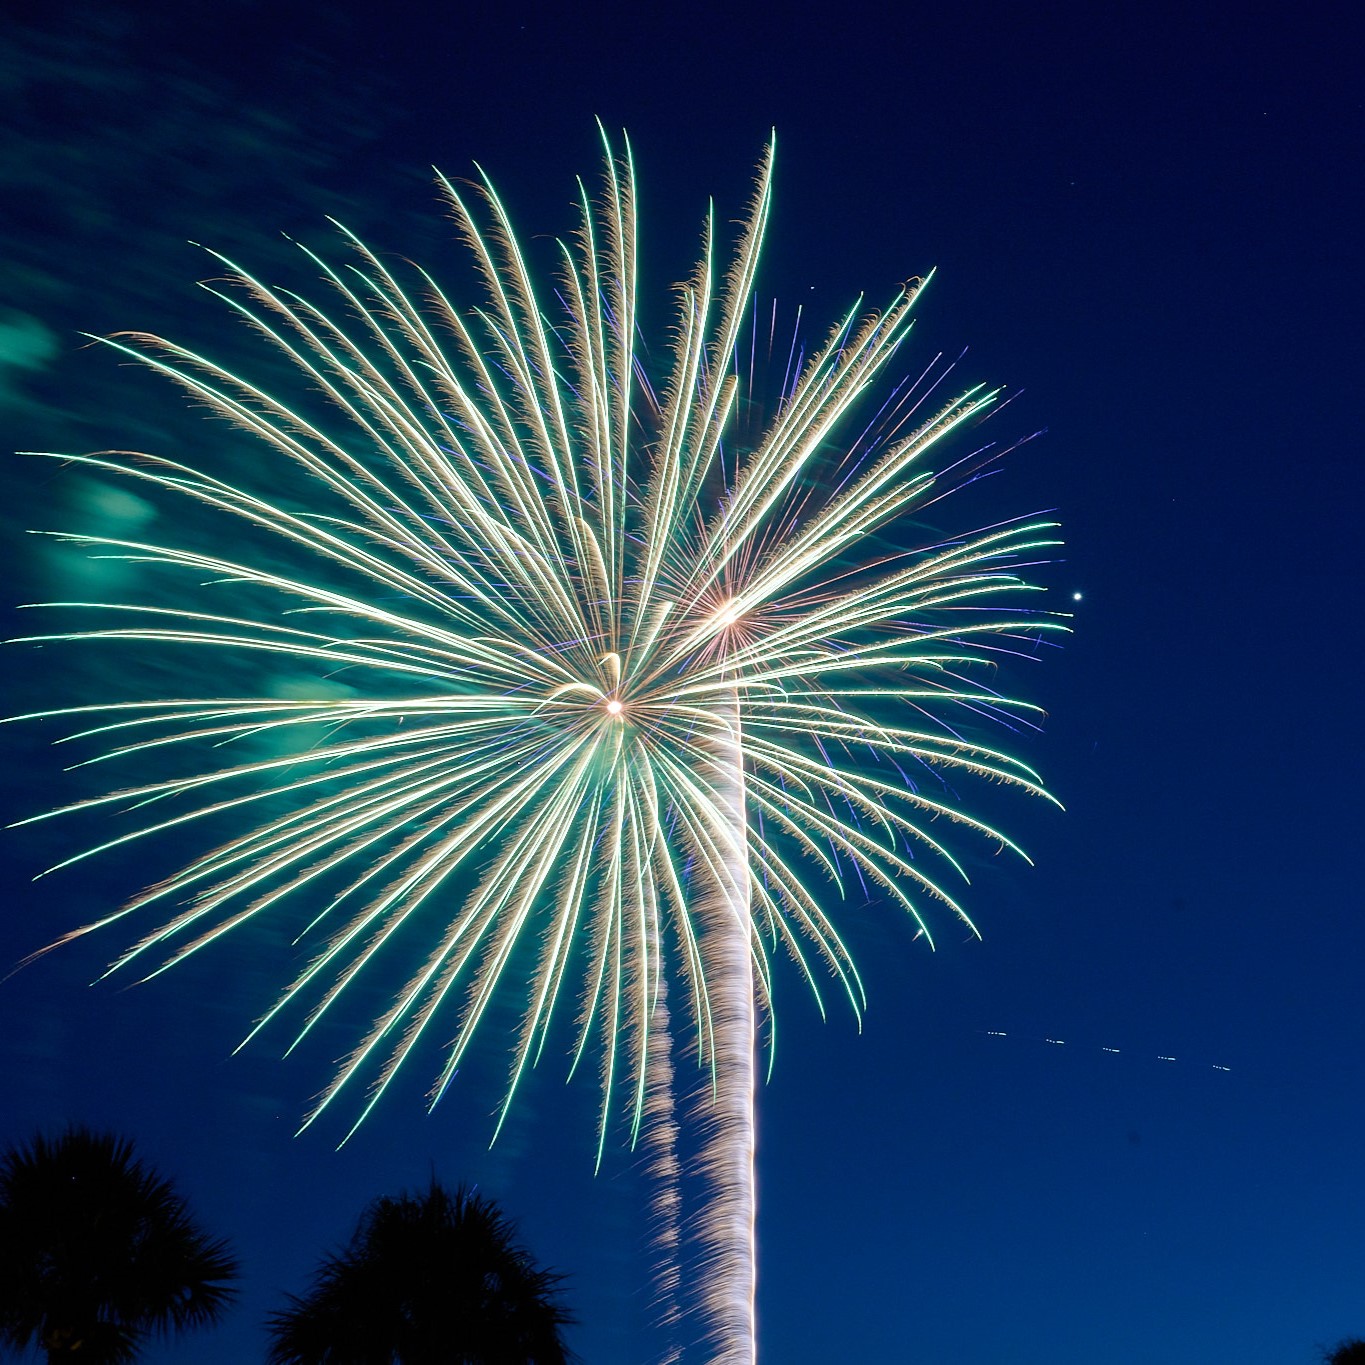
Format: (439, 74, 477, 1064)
(11, 130, 1063, 1362)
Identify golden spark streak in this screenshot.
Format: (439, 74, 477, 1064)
(10, 127, 1065, 1362)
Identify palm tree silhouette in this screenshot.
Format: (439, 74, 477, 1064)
(1325, 1341, 1365, 1364)
(267, 1179, 572, 1364)
(0, 1126, 238, 1363)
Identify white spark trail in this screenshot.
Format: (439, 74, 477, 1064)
(10, 126, 1065, 1364)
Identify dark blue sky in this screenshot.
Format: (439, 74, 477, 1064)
(2, 2, 1362, 1362)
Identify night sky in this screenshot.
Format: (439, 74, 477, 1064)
(2, 3, 1362, 1362)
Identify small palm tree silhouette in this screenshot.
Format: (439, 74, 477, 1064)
(1324, 1340, 1365, 1365)
(267, 1179, 573, 1364)
(0, 1126, 238, 1363)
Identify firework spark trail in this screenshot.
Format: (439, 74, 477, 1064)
(642, 973, 682, 1365)
(689, 683, 756, 1365)
(9, 128, 1064, 1361)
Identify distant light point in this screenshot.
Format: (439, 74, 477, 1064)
(1072, 591, 1083, 602)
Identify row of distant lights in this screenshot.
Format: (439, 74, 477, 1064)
(984, 1030, 1230, 1072)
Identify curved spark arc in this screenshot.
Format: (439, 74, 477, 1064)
(11, 128, 1065, 1361)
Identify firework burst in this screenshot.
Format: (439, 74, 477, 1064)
(11, 129, 1063, 1362)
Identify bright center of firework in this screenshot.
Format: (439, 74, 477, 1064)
(714, 599, 742, 628)
(605, 698, 624, 716)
